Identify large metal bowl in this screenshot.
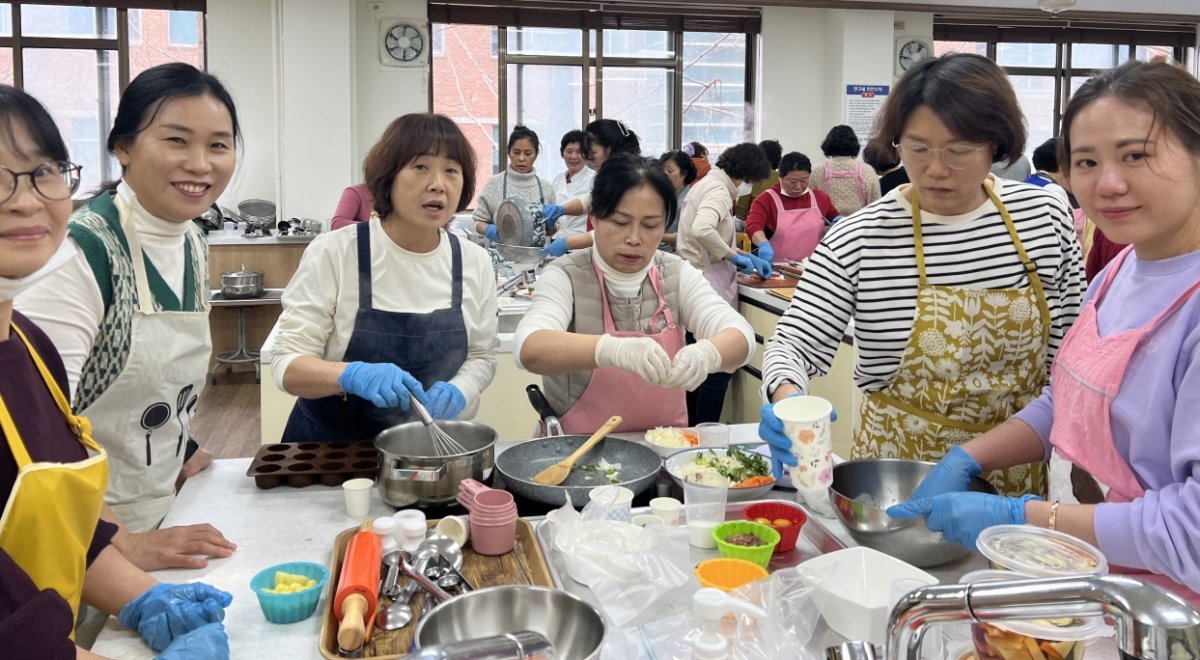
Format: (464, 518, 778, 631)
(829, 458, 996, 568)
(414, 585, 606, 660)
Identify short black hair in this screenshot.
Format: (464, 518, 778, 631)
(0, 85, 69, 164)
(689, 141, 708, 157)
(560, 129, 587, 155)
(658, 150, 697, 186)
(758, 139, 782, 169)
(778, 152, 812, 177)
(820, 125, 860, 158)
(590, 153, 676, 225)
(1032, 137, 1059, 173)
(715, 143, 772, 183)
(508, 125, 540, 153)
(108, 62, 240, 156)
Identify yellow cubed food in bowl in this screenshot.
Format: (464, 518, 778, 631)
(274, 571, 310, 586)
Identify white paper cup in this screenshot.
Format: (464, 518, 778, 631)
(435, 514, 470, 546)
(589, 485, 635, 522)
(342, 478, 374, 518)
(688, 519, 720, 548)
(649, 497, 683, 525)
(631, 513, 666, 528)
(774, 396, 834, 492)
(695, 422, 731, 448)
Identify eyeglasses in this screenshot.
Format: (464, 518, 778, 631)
(0, 161, 82, 204)
(893, 143, 988, 170)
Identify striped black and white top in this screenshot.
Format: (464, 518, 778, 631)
(762, 176, 1085, 398)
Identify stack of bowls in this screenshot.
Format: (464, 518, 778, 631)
(457, 479, 517, 555)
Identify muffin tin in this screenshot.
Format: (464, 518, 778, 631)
(246, 441, 380, 489)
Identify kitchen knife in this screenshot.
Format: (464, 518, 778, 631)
(335, 521, 382, 651)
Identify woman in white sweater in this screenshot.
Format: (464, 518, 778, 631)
(474, 125, 556, 241)
(515, 154, 753, 434)
(274, 114, 498, 441)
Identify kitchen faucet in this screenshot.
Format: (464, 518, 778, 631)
(497, 268, 538, 296)
(885, 574, 1200, 660)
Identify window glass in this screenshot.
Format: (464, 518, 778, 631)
(997, 42, 1055, 68)
(506, 63, 582, 184)
(601, 66, 671, 157)
(127, 8, 142, 45)
(129, 10, 204, 77)
(0, 48, 12, 84)
(1008, 74, 1056, 166)
(682, 32, 746, 155)
(934, 41, 985, 56)
(1070, 43, 1115, 69)
(23, 48, 119, 193)
(1135, 45, 1174, 63)
(603, 30, 671, 58)
(167, 11, 200, 47)
(0, 4, 11, 37)
(21, 5, 115, 38)
(507, 27, 582, 57)
(432, 23, 500, 207)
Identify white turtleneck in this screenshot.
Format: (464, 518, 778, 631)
(14, 182, 194, 396)
(592, 248, 651, 298)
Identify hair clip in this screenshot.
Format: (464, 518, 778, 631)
(616, 120, 630, 137)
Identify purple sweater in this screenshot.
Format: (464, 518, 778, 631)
(1016, 248, 1200, 591)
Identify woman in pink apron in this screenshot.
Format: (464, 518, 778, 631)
(515, 154, 754, 434)
(746, 152, 842, 264)
(810, 125, 881, 216)
(890, 60, 1200, 605)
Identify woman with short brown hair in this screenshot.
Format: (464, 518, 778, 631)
(273, 113, 498, 441)
(760, 54, 1084, 509)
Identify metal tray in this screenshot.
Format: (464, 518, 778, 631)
(533, 498, 846, 587)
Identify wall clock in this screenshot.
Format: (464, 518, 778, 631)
(895, 37, 933, 76)
(380, 20, 428, 67)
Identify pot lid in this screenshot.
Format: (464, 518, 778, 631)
(494, 196, 546, 248)
(223, 263, 262, 278)
(238, 198, 276, 217)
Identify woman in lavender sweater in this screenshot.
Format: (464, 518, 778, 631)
(890, 60, 1200, 605)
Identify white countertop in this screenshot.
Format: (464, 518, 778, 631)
(208, 233, 317, 246)
(89, 424, 991, 659)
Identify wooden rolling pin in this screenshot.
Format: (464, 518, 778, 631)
(334, 520, 382, 651)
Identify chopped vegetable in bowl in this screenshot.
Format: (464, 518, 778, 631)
(678, 447, 771, 488)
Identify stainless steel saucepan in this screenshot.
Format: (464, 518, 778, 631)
(219, 264, 264, 299)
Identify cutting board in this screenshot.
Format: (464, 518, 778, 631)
(767, 287, 796, 302)
(737, 273, 798, 289)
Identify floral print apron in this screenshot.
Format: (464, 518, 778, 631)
(852, 184, 1051, 497)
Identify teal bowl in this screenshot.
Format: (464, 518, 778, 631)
(250, 561, 329, 624)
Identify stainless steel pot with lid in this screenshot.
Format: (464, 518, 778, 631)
(220, 264, 264, 299)
(374, 420, 496, 508)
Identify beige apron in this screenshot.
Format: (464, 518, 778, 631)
(852, 184, 1050, 497)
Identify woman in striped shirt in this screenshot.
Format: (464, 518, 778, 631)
(759, 53, 1084, 501)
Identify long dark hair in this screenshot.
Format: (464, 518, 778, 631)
(0, 85, 69, 164)
(586, 119, 641, 157)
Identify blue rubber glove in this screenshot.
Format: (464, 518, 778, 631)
(909, 445, 983, 502)
(119, 583, 232, 653)
(887, 493, 1041, 548)
(426, 382, 466, 420)
(756, 240, 774, 265)
(731, 254, 756, 274)
(542, 204, 565, 230)
(484, 224, 500, 242)
(542, 236, 568, 257)
(758, 395, 839, 480)
(155, 622, 230, 660)
(748, 253, 774, 278)
(338, 361, 429, 411)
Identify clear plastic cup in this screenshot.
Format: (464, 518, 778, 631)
(683, 475, 728, 526)
(695, 422, 731, 448)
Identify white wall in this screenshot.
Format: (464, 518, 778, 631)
(352, 0, 430, 172)
(759, 6, 905, 160)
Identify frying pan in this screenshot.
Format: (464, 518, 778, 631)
(494, 386, 662, 507)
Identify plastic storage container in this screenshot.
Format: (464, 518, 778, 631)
(250, 561, 330, 624)
(711, 520, 780, 567)
(963, 569, 1109, 660)
(976, 525, 1108, 577)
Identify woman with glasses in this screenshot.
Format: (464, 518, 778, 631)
(17, 63, 240, 572)
(890, 61, 1200, 606)
(0, 84, 231, 660)
(759, 53, 1084, 500)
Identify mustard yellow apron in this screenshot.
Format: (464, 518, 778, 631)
(0, 323, 108, 634)
(852, 184, 1050, 497)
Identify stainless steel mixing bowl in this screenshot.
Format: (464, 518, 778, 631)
(829, 458, 997, 568)
(414, 585, 606, 659)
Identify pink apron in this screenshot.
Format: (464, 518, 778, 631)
(764, 188, 824, 262)
(557, 262, 689, 435)
(1048, 246, 1200, 606)
(824, 160, 868, 207)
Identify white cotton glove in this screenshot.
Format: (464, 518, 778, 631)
(594, 334, 672, 385)
(663, 339, 723, 391)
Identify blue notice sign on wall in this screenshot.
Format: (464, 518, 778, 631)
(846, 85, 889, 96)
(845, 84, 891, 137)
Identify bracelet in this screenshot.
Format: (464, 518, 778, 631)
(1048, 501, 1060, 531)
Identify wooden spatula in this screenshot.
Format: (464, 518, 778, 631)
(531, 415, 622, 486)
